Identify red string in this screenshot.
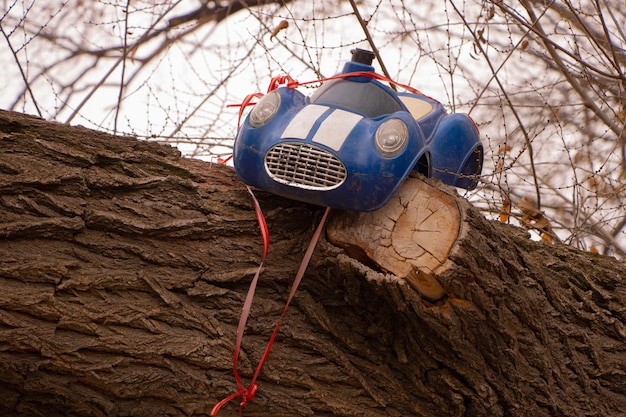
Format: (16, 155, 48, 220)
(211, 190, 331, 416)
(234, 92, 265, 129)
(284, 70, 429, 97)
(227, 70, 438, 124)
(266, 74, 297, 93)
(248, 206, 331, 387)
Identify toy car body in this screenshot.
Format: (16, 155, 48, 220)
(233, 49, 483, 212)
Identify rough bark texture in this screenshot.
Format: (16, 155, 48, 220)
(1, 109, 625, 417)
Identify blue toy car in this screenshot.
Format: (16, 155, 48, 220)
(233, 49, 483, 212)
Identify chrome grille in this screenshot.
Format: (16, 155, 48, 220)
(264, 142, 347, 190)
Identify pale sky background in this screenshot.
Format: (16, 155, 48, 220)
(2, 0, 625, 254)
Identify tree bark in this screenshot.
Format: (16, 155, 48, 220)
(1, 109, 625, 417)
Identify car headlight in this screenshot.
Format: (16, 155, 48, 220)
(375, 118, 408, 158)
(249, 91, 281, 127)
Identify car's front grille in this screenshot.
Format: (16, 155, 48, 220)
(264, 142, 347, 190)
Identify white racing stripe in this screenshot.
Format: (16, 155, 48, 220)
(312, 109, 362, 151)
(281, 104, 328, 139)
(281, 105, 363, 151)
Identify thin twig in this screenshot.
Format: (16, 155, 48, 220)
(114, 0, 132, 135)
(502, 0, 624, 139)
(348, 0, 396, 91)
(0, 23, 42, 117)
(449, 0, 542, 209)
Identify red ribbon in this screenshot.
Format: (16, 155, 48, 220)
(211, 189, 331, 416)
(229, 70, 438, 129)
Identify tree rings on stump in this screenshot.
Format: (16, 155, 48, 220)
(327, 177, 462, 302)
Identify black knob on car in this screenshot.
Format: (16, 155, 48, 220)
(350, 48, 375, 65)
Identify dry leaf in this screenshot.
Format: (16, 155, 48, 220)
(518, 197, 559, 242)
(128, 44, 139, 63)
(270, 20, 289, 41)
(499, 198, 511, 223)
(518, 197, 542, 220)
(498, 144, 512, 154)
(533, 215, 551, 231)
(477, 28, 486, 44)
(617, 102, 626, 122)
(571, 150, 583, 164)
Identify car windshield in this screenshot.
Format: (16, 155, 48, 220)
(310, 79, 402, 118)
